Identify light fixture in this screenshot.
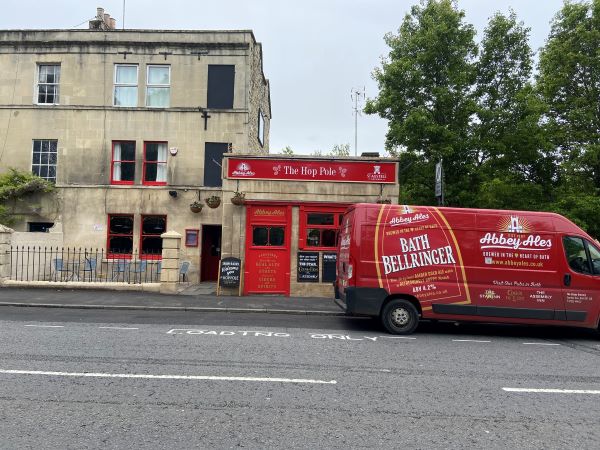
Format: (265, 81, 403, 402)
(169, 190, 178, 198)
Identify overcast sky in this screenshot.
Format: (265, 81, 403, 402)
(1, 0, 565, 155)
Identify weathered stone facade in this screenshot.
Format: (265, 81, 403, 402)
(0, 25, 271, 282)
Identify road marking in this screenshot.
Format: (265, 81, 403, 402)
(379, 336, 417, 340)
(99, 327, 139, 330)
(503, 387, 600, 395)
(522, 342, 560, 346)
(24, 325, 64, 328)
(452, 339, 491, 343)
(0, 369, 337, 385)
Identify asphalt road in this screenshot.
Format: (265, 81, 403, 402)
(1, 307, 599, 449)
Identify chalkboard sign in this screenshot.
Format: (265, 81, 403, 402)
(219, 257, 241, 287)
(322, 252, 337, 283)
(297, 252, 319, 282)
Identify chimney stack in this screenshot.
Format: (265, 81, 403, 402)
(89, 7, 116, 30)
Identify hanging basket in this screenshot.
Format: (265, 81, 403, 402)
(205, 196, 221, 209)
(231, 192, 246, 206)
(190, 202, 203, 213)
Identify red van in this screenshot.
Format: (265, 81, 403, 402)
(335, 203, 600, 335)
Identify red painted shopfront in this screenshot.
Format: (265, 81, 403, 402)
(227, 155, 399, 297)
(244, 205, 292, 295)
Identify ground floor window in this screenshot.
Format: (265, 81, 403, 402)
(299, 206, 346, 250)
(107, 214, 134, 256)
(141, 215, 166, 258)
(28, 222, 54, 232)
(252, 226, 285, 247)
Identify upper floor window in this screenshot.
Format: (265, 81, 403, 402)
(37, 64, 60, 104)
(111, 141, 135, 185)
(207, 65, 235, 109)
(32, 139, 57, 182)
(258, 109, 265, 147)
(146, 65, 170, 107)
(143, 142, 167, 185)
(204, 142, 228, 187)
(114, 64, 138, 107)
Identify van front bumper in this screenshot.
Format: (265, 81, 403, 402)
(335, 286, 388, 317)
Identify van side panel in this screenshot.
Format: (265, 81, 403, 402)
(336, 204, 600, 331)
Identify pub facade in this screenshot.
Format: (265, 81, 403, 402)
(218, 155, 398, 298)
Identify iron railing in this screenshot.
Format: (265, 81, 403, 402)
(7, 247, 161, 284)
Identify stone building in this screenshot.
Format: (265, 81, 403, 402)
(0, 9, 398, 297)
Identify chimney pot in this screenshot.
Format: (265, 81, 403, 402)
(104, 13, 110, 24)
(97, 7, 104, 19)
(110, 18, 116, 29)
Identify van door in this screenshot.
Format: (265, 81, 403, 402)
(560, 236, 600, 327)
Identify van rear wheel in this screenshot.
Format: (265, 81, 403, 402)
(381, 299, 419, 335)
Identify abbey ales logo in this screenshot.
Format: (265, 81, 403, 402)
(231, 162, 255, 177)
(479, 215, 552, 251)
(388, 205, 430, 227)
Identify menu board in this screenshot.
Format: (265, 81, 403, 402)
(297, 252, 319, 282)
(219, 257, 241, 287)
(322, 252, 337, 283)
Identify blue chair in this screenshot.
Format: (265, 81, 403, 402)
(131, 260, 147, 283)
(111, 260, 130, 281)
(83, 258, 97, 281)
(52, 258, 70, 281)
(179, 261, 190, 282)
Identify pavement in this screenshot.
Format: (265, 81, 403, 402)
(0, 285, 342, 316)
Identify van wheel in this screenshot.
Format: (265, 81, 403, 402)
(381, 299, 419, 335)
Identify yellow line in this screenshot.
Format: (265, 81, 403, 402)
(374, 205, 386, 289)
(432, 207, 471, 305)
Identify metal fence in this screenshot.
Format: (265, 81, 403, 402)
(7, 247, 161, 284)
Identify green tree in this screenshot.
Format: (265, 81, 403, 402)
(537, 0, 600, 236)
(329, 143, 350, 157)
(474, 11, 554, 210)
(365, 0, 478, 205)
(0, 169, 53, 225)
(279, 146, 294, 156)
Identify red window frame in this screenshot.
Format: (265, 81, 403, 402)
(107, 214, 134, 259)
(140, 214, 167, 259)
(299, 206, 347, 251)
(142, 141, 167, 186)
(250, 225, 287, 248)
(110, 141, 136, 185)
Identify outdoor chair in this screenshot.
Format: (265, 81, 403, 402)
(179, 261, 190, 282)
(52, 258, 70, 281)
(155, 261, 162, 282)
(111, 260, 130, 281)
(131, 260, 147, 283)
(83, 258, 97, 281)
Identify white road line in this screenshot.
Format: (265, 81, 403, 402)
(452, 339, 491, 343)
(522, 342, 560, 346)
(24, 325, 64, 328)
(0, 369, 337, 385)
(98, 327, 139, 330)
(379, 336, 417, 340)
(503, 387, 600, 395)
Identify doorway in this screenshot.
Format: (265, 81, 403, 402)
(201, 225, 222, 281)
